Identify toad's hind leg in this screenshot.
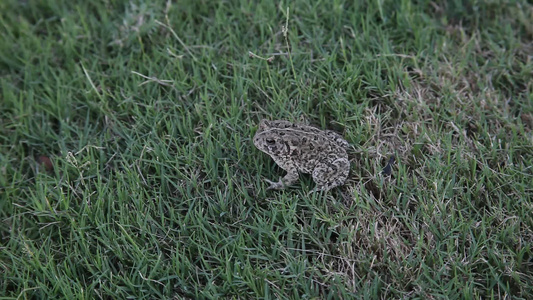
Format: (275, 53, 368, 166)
(310, 158, 350, 192)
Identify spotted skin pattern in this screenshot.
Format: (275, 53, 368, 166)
(253, 119, 350, 192)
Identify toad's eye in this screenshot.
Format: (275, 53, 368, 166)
(266, 139, 275, 145)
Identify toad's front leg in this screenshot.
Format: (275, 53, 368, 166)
(265, 167, 299, 190)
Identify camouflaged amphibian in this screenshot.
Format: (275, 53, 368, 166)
(253, 119, 350, 192)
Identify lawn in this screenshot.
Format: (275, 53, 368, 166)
(1, 0, 532, 298)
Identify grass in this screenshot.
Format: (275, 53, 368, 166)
(1, 0, 532, 298)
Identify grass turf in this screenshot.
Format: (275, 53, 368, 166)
(1, 0, 532, 298)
